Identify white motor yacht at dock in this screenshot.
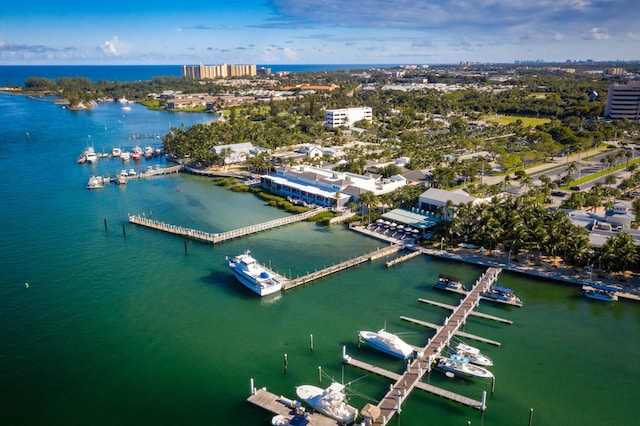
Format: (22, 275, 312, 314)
(435, 354, 494, 380)
(226, 250, 282, 296)
(295, 382, 358, 424)
(359, 329, 415, 359)
(480, 285, 523, 307)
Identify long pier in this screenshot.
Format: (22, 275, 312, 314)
(127, 207, 327, 244)
(344, 267, 503, 425)
(283, 245, 403, 290)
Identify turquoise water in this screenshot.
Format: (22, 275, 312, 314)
(1, 93, 639, 425)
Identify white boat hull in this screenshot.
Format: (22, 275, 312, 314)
(226, 251, 282, 297)
(296, 384, 357, 423)
(359, 330, 414, 359)
(436, 355, 494, 379)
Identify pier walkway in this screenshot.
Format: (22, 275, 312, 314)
(344, 267, 502, 425)
(283, 245, 403, 290)
(128, 207, 327, 244)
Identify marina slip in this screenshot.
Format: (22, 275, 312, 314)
(1, 91, 640, 425)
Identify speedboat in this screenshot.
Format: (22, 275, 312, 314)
(296, 383, 358, 423)
(435, 354, 494, 379)
(582, 285, 618, 301)
(480, 285, 523, 307)
(226, 250, 282, 296)
(434, 274, 468, 294)
(359, 329, 414, 359)
(449, 342, 493, 367)
(112, 147, 122, 157)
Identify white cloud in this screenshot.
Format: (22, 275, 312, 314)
(97, 36, 131, 56)
(583, 27, 610, 40)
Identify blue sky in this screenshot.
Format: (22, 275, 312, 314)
(1, 0, 639, 65)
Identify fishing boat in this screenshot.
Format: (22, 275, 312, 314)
(435, 354, 494, 379)
(86, 175, 103, 190)
(480, 285, 523, 307)
(131, 146, 142, 161)
(226, 250, 282, 296)
(448, 342, 493, 367)
(434, 274, 468, 294)
(358, 329, 414, 359)
(582, 285, 618, 301)
(295, 383, 358, 424)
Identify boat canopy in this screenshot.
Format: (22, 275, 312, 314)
(492, 286, 513, 294)
(589, 283, 618, 292)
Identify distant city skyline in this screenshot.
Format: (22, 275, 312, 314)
(1, 1, 639, 65)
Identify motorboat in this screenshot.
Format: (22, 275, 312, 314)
(111, 147, 122, 157)
(582, 285, 618, 301)
(131, 146, 142, 161)
(358, 329, 414, 359)
(296, 383, 358, 423)
(435, 354, 494, 379)
(86, 175, 103, 190)
(144, 146, 154, 158)
(85, 147, 98, 163)
(434, 274, 468, 294)
(120, 151, 131, 161)
(480, 285, 523, 307)
(226, 250, 282, 296)
(449, 342, 493, 367)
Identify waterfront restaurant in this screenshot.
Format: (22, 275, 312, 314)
(260, 165, 406, 211)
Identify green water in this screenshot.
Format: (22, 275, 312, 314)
(1, 94, 639, 425)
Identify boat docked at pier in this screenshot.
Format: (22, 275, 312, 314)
(295, 383, 358, 424)
(358, 329, 415, 359)
(582, 284, 618, 301)
(480, 285, 523, 307)
(226, 250, 282, 296)
(434, 274, 468, 294)
(448, 342, 493, 367)
(86, 175, 104, 190)
(435, 354, 494, 380)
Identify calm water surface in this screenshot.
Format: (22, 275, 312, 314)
(1, 93, 639, 425)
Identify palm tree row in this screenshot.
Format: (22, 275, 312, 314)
(428, 195, 638, 274)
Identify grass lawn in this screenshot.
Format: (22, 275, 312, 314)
(481, 114, 551, 127)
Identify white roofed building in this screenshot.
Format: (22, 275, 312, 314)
(325, 107, 372, 128)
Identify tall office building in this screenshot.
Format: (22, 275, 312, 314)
(605, 83, 640, 121)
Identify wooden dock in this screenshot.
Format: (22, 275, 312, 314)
(400, 315, 502, 346)
(417, 298, 513, 325)
(283, 245, 402, 290)
(385, 250, 422, 268)
(247, 387, 338, 425)
(344, 267, 503, 425)
(127, 207, 327, 244)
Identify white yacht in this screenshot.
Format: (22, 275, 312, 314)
(86, 175, 103, 190)
(226, 250, 282, 296)
(480, 285, 523, 307)
(144, 146, 154, 158)
(435, 354, 494, 379)
(434, 274, 468, 294)
(85, 147, 98, 163)
(359, 329, 414, 359)
(111, 147, 122, 157)
(295, 383, 358, 424)
(449, 342, 493, 367)
(120, 151, 131, 161)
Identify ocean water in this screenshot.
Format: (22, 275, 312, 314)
(0, 64, 397, 86)
(1, 92, 639, 425)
